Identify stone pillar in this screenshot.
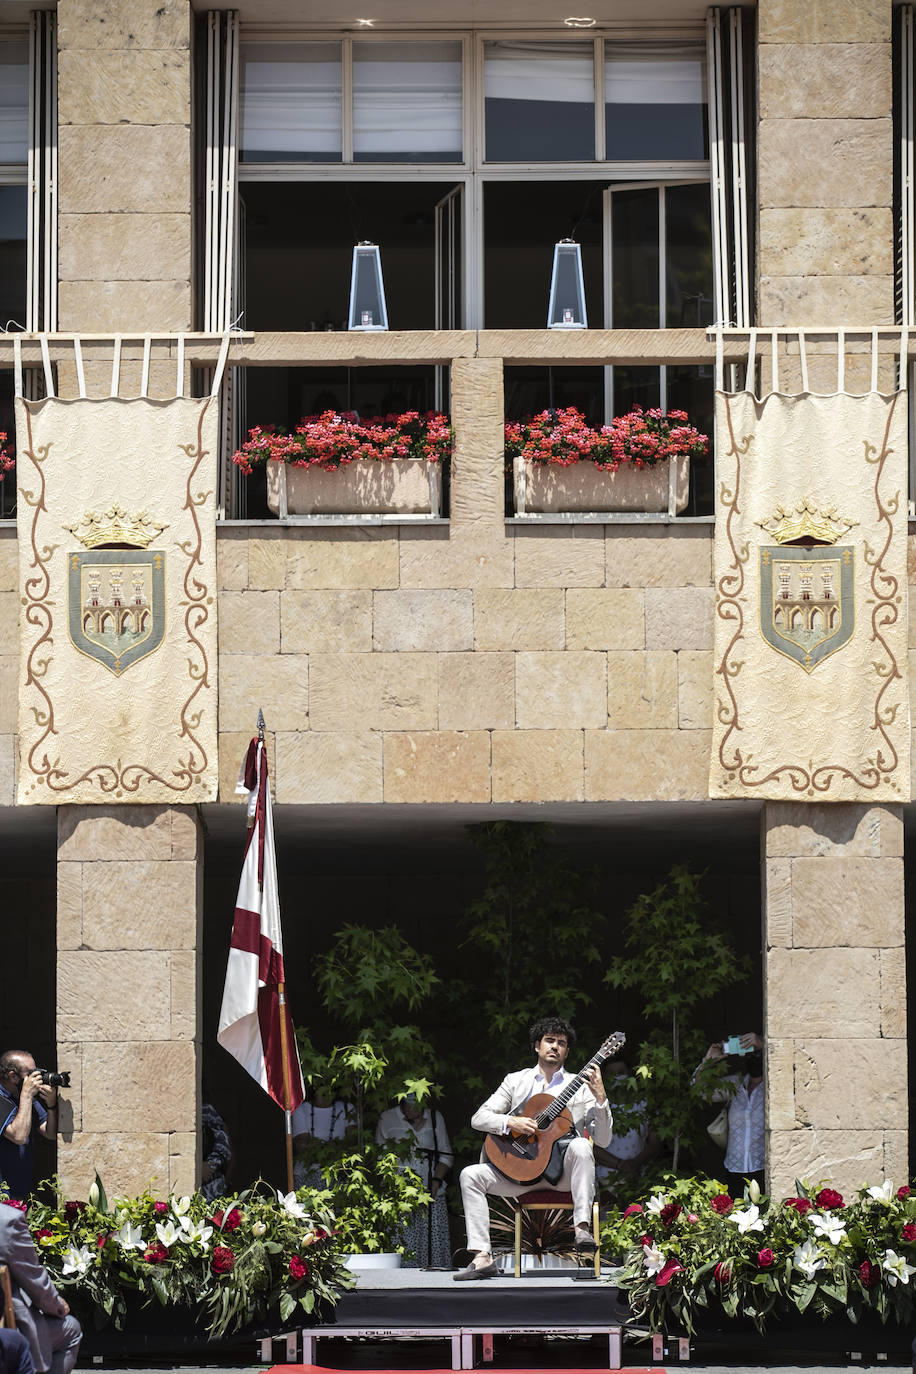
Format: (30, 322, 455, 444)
(763, 802, 906, 1197)
(449, 357, 505, 530)
(56, 0, 192, 395)
(56, 805, 202, 1198)
(757, 0, 894, 388)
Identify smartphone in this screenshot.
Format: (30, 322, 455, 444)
(722, 1035, 750, 1055)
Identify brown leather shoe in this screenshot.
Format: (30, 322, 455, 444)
(453, 1260, 499, 1281)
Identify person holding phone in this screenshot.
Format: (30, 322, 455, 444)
(696, 1031, 765, 1195)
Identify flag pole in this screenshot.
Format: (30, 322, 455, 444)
(257, 708, 297, 1195)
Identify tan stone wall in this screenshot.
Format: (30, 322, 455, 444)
(757, 0, 895, 331)
(56, 0, 192, 349)
(56, 805, 202, 1197)
(764, 802, 907, 1196)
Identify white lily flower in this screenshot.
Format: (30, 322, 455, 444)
(867, 1180, 895, 1204)
(114, 1220, 145, 1251)
(810, 1211, 846, 1245)
(172, 1195, 192, 1216)
(748, 1178, 761, 1204)
(251, 1221, 267, 1238)
(277, 1189, 307, 1220)
(642, 1242, 666, 1276)
(155, 1219, 181, 1248)
(728, 1203, 765, 1235)
(62, 1244, 95, 1277)
(185, 1220, 214, 1250)
(645, 1193, 668, 1215)
(174, 1213, 193, 1232)
(883, 1249, 916, 1286)
(793, 1239, 825, 1279)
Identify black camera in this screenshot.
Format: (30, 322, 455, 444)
(37, 1070, 70, 1088)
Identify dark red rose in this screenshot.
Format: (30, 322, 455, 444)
(313, 1226, 330, 1240)
(1, 1199, 27, 1214)
(143, 1243, 169, 1264)
(639, 1234, 655, 1248)
(815, 1188, 844, 1210)
(211, 1245, 235, 1274)
(902, 1223, 916, 1243)
(622, 1203, 644, 1218)
(757, 1248, 775, 1269)
(714, 1261, 731, 1284)
(655, 1257, 683, 1287)
(289, 1255, 309, 1280)
(63, 1201, 85, 1223)
(659, 1203, 682, 1228)
(898, 1186, 911, 1200)
(153, 1201, 168, 1215)
(211, 1207, 242, 1231)
(784, 1197, 813, 1215)
(710, 1194, 733, 1215)
(859, 1260, 880, 1290)
(32, 1228, 53, 1242)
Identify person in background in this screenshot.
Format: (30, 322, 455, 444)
(696, 1031, 765, 1195)
(593, 1057, 659, 1193)
(0, 1202, 80, 1374)
(0, 1054, 58, 1201)
(375, 1095, 453, 1268)
(0, 1330, 34, 1374)
(291, 1088, 354, 1188)
(200, 1103, 232, 1203)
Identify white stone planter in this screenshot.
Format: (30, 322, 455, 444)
(266, 458, 441, 517)
(344, 1252, 403, 1271)
(513, 455, 689, 515)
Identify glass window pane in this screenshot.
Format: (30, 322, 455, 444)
(664, 183, 713, 327)
(354, 42, 462, 163)
(610, 188, 659, 328)
(240, 43, 341, 163)
(0, 43, 28, 165)
(485, 42, 595, 162)
(605, 44, 707, 160)
(0, 186, 27, 327)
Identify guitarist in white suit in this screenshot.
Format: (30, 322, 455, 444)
(454, 1016, 612, 1280)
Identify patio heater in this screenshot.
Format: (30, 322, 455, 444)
(547, 238, 587, 329)
(348, 241, 389, 331)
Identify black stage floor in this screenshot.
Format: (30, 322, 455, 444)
(329, 1268, 617, 1328)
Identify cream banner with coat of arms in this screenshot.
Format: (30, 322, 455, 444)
(16, 364, 221, 804)
(710, 340, 910, 802)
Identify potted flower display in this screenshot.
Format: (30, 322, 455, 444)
(602, 1174, 916, 1337)
(0, 432, 13, 482)
(507, 406, 708, 515)
(231, 411, 452, 517)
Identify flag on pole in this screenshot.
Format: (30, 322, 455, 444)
(217, 735, 304, 1111)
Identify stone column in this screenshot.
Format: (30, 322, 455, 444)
(763, 802, 906, 1197)
(56, 805, 202, 1198)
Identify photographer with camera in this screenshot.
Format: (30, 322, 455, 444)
(0, 1052, 65, 1200)
(695, 1031, 765, 1196)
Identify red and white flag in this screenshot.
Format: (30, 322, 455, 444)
(217, 737, 304, 1111)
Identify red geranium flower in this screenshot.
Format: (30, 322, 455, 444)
(902, 1223, 916, 1243)
(289, 1255, 309, 1280)
(757, 1248, 775, 1269)
(859, 1260, 880, 1290)
(655, 1257, 684, 1287)
(211, 1245, 235, 1274)
(659, 1203, 682, 1227)
(622, 1203, 643, 1218)
(815, 1188, 844, 1210)
(784, 1196, 813, 1215)
(710, 1194, 733, 1215)
(143, 1243, 169, 1264)
(713, 1262, 731, 1284)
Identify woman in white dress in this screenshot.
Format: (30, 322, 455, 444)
(375, 1097, 453, 1268)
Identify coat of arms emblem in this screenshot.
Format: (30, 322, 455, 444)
(757, 499, 858, 675)
(64, 506, 168, 677)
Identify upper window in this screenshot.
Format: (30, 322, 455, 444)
(484, 42, 594, 162)
(605, 44, 707, 160)
(240, 42, 342, 162)
(0, 41, 28, 167)
(353, 42, 462, 163)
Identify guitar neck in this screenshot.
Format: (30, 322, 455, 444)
(536, 1040, 618, 1126)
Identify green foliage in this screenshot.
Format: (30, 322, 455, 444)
(307, 1147, 431, 1255)
(604, 865, 749, 1170)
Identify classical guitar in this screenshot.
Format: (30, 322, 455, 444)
(483, 1031, 626, 1184)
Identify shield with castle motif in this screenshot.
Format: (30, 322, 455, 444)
(67, 548, 166, 676)
(759, 543, 855, 674)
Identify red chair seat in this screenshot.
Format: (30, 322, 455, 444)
(517, 1190, 573, 1205)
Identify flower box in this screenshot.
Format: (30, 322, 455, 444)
(513, 454, 690, 515)
(266, 457, 442, 517)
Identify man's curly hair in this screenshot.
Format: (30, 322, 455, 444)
(529, 1016, 576, 1051)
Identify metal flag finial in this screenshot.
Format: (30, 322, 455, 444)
(257, 708, 265, 741)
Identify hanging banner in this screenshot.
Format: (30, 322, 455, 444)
(17, 395, 219, 804)
(710, 388, 910, 802)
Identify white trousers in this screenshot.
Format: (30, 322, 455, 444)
(459, 1137, 596, 1254)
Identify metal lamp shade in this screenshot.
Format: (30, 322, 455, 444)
(348, 242, 389, 331)
(547, 239, 587, 329)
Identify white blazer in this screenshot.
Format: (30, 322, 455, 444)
(470, 1066, 613, 1151)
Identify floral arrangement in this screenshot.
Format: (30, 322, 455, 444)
(603, 1173, 916, 1335)
(231, 411, 452, 476)
(4, 1179, 352, 1339)
(505, 406, 708, 471)
(0, 431, 13, 482)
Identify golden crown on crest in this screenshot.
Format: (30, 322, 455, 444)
(755, 498, 858, 547)
(63, 505, 168, 550)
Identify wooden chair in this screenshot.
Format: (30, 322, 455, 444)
(0, 1264, 16, 1329)
(510, 1190, 601, 1278)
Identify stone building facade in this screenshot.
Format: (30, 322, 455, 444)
(0, 0, 910, 1199)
